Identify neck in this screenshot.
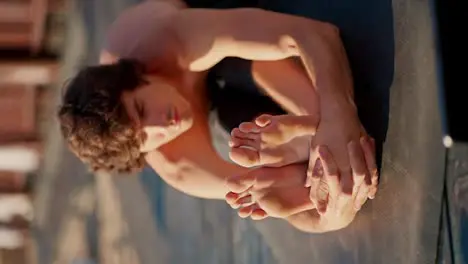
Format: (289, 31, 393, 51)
(179, 71, 210, 113)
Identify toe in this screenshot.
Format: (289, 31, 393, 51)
(235, 195, 253, 208)
(226, 173, 256, 193)
(255, 114, 273, 127)
(239, 122, 260, 133)
(225, 192, 240, 206)
(231, 128, 258, 140)
(229, 137, 259, 149)
(238, 204, 260, 218)
(251, 209, 268, 220)
(229, 146, 261, 167)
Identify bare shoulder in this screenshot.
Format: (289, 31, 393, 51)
(169, 8, 326, 71)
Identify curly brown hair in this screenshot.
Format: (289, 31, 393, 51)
(58, 59, 148, 173)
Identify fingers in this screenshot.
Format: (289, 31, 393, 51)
(360, 137, 379, 199)
(347, 140, 368, 191)
(307, 158, 324, 208)
(316, 178, 329, 214)
(353, 184, 369, 211)
(318, 145, 354, 215)
(317, 145, 341, 198)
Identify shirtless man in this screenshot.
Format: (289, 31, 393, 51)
(58, 0, 378, 232)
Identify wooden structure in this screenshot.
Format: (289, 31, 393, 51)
(0, 0, 49, 53)
(0, 1, 62, 263)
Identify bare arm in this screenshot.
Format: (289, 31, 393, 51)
(252, 59, 320, 116)
(172, 8, 347, 97)
(145, 119, 248, 200)
(172, 8, 306, 70)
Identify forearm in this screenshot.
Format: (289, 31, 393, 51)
(291, 23, 355, 106)
(148, 128, 249, 200)
(168, 159, 247, 200)
(155, 141, 250, 199)
(252, 59, 320, 116)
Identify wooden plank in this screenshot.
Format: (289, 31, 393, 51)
(0, 32, 31, 48)
(0, 85, 36, 136)
(0, 228, 25, 250)
(0, 248, 27, 264)
(0, 195, 32, 226)
(0, 146, 39, 173)
(0, 2, 31, 23)
(0, 61, 58, 86)
(0, 172, 27, 193)
(0, 0, 49, 52)
(30, 0, 49, 53)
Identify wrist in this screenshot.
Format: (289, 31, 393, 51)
(319, 91, 357, 118)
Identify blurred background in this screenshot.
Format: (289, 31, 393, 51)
(0, 0, 64, 262)
(0, 1, 274, 263)
(0, 0, 464, 264)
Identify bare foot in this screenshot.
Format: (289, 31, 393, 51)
(225, 163, 315, 219)
(229, 114, 318, 167)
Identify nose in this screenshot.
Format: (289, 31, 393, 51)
(143, 126, 169, 139)
(141, 110, 173, 128)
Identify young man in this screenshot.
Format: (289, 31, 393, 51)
(59, 0, 377, 232)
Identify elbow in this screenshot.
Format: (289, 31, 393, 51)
(320, 22, 340, 36)
(306, 19, 340, 36)
(293, 19, 341, 44)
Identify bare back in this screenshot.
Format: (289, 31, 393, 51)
(103, 1, 181, 67)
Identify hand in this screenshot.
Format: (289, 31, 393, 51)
(310, 136, 378, 214)
(309, 138, 378, 229)
(224, 136, 378, 222)
(300, 29, 373, 200)
(307, 100, 374, 202)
